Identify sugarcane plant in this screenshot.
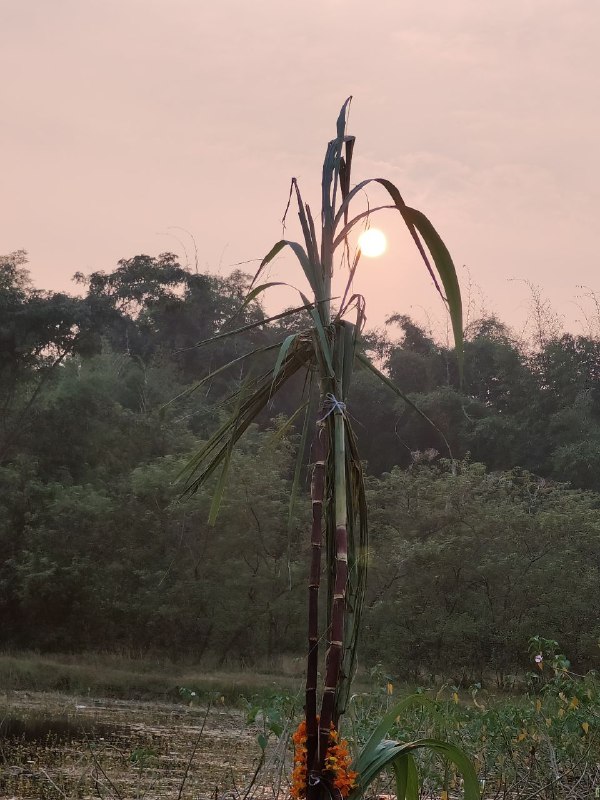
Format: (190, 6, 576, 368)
(176, 98, 479, 800)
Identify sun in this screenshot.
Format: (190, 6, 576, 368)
(357, 228, 387, 258)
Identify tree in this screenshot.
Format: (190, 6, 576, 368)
(0, 252, 102, 464)
(364, 460, 600, 680)
(463, 317, 533, 413)
(78, 254, 268, 380)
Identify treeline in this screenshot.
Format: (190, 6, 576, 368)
(1, 250, 600, 681)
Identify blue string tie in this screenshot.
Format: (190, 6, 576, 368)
(318, 393, 346, 422)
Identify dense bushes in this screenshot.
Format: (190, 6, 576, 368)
(3, 251, 600, 679)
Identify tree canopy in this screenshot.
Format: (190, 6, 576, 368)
(2, 250, 600, 680)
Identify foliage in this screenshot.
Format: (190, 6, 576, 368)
(364, 460, 600, 680)
(2, 261, 600, 678)
(342, 642, 600, 799)
(0, 251, 103, 464)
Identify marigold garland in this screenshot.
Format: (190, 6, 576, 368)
(290, 719, 358, 799)
(290, 720, 308, 799)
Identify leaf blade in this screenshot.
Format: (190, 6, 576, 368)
(253, 239, 324, 299)
(272, 333, 298, 384)
(355, 352, 454, 460)
(403, 206, 463, 375)
(332, 178, 463, 370)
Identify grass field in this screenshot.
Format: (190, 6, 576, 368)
(2, 651, 600, 799)
(0, 653, 302, 799)
(0, 651, 305, 702)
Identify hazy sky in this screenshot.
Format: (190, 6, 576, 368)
(3, 0, 600, 336)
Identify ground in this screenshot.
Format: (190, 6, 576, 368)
(0, 690, 264, 800)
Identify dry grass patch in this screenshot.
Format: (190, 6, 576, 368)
(0, 690, 264, 799)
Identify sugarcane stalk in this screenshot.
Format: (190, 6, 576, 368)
(176, 98, 464, 800)
(306, 413, 328, 793)
(317, 394, 348, 771)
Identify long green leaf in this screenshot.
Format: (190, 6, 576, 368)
(403, 206, 463, 375)
(207, 441, 233, 525)
(392, 754, 409, 800)
(288, 385, 317, 538)
(330, 97, 352, 216)
(160, 342, 281, 417)
(207, 372, 252, 524)
(272, 333, 298, 384)
(340, 320, 357, 399)
(181, 301, 323, 351)
(305, 203, 320, 267)
(333, 178, 395, 231)
(332, 203, 395, 247)
(253, 239, 324, 299)
(338, 179, 439, 289)
(293, 180, 320, 270)
(298, 290, 335, 378)
(352, 738, 479, 800)
(391, 753, 419, 800)
(355, 695, 435, 769)
(178, 339, 315, 497)
(332, 178, 463, 360)
(336, 96, 352, 139)
(356, 352, 454, 460)
(267, 400, 309, 447)
(321, 97, 352, 271)
(233, 282, 290, 315)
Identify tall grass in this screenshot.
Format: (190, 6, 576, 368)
(0, 652, 302, 702)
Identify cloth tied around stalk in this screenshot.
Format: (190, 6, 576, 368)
(318, 393, 347, 422)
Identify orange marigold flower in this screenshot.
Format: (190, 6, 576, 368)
(290, 720, 357, 799)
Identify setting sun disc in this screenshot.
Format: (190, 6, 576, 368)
(358, 228, 387, 258)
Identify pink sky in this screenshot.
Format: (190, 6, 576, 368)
(2, 0, 600, 337)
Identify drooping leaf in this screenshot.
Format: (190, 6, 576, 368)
(178, 338, 315, 498)
(352, 737, 479, 800)
(356, 352, 454, 460)
(233, 282, 290, 316)
(402, 206, 463, 375)
(332, 178, 463, 363)
(267, 401, 309, 447)
(272, 334, 298, 384)
(252, 239, 324, 299)
(207, 372, 252, 525)
(182, 300, 323, 351)
(287, 384, 317, 539)
(160, 342, 281, 417)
